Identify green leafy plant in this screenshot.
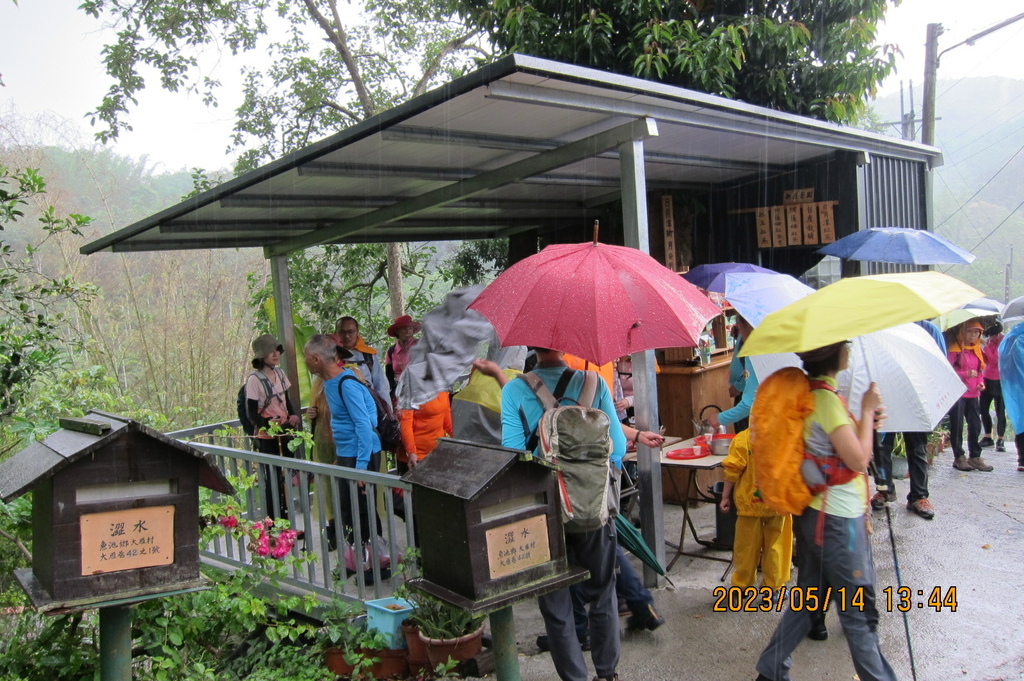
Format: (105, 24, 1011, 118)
(408, 594, 484, 641)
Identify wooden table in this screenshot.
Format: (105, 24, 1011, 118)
(658, 439, 733, 575)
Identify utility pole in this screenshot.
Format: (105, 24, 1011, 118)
(921, 23, 942, 146)
(922, 12, 1024, 147)
(1006, 245, 1014, 303)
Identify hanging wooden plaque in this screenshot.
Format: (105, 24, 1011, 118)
(755, 208, 771, 248)
(783, 188, 815, 205)
(802, 203, 819, 245)
(818, 202, 837, 243)
(770, 206, 787, 248)
(661, 194, 676, 270)
(786, 205, 802, 246)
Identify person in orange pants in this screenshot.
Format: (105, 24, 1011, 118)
(720, 429, 793, 590)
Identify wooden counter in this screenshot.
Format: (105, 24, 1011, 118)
(656, 355, 735, 440)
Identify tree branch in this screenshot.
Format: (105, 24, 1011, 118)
(412, 31, 478, 98)
(301, 0, 375, 118)
(0, 525, 32, 563)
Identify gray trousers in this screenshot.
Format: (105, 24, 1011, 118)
(756, 509, 896, 681)
(539, 522, 620, 681)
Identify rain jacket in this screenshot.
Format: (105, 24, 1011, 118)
(398, 391, 453, 462)
(1000, 325, 1024, 431)
(948, 330, 985, 398)
(722, 430, 779, 518)
(982, 334, 1002, 381)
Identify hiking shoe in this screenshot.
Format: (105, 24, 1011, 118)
(953, 456, 972, 471)
(968, 457, 994, 472)
(996, 439, 1006, 452)
(870, 490, 895, 510)
(626, 604, 665, 632)
(591, 676, 619, 681)
(979, 436, 995, 448)
(807, 618, 828, 641)
(907, 498, 935, 520)
(536, 633, 590, 652)
(1017, 465, 1024, 472)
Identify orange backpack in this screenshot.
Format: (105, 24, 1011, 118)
(749, 367, 816, 516)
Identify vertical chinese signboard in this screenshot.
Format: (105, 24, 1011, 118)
(81, 506, 174, 575)
(661, 194, 677, 271)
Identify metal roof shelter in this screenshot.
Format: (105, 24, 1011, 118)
(81, 55, 942, 582)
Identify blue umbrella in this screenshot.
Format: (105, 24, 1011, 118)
(816, 227, 975, 265)
(683, 262, 776, 291)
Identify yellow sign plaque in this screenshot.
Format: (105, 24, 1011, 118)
(485, 514, 551, 580)
(80, 505, 175, 575)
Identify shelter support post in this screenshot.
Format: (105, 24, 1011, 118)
(489, 606, 521, 681)
(99, 604, 132, 681)
(619, 134, 667, 588)
(270, 254, 301, 412)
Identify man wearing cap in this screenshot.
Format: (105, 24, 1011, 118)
(246, 334, 301, 519)
(384, 315, 421, 400)
(336, 316, 390, 399)
(304, 333, 382, 544)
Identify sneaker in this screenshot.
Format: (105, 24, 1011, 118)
(1017, 465, 1024, 472)
(626, 604, 665, 632)
(591, 676, 619, 681)
(907, 498, 935, 520)
(968, 457, 994, 472)
(979, 436, 995, 448)
(870, 490, 895, 510)
(953, 456, 972, 471)
(996, 439, 1006, 452)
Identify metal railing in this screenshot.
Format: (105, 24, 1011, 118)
(168, 420, 414, 603)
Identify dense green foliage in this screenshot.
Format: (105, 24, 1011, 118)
(80, 0, 483, 173)
(456, 0, 901, 123)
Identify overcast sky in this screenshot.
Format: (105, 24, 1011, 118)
(1, 0, 1022, 172)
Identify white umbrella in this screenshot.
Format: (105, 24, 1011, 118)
(748, 323, 964, 432)
(723, 272, 814, 327)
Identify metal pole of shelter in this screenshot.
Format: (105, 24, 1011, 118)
(270, 254, 302, 413)
(99, 604, 133, 681)
(618, 125, 667, 588)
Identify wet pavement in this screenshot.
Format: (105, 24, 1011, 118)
(484, 444, 1024, 681)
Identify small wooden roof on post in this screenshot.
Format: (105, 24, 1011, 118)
(0, 411, 234, 502)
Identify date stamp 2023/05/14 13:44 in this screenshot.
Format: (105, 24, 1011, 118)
(712, 586, 958, 613)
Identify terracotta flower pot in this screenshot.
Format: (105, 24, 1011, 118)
(323, 647, 355, 677)
(419, 625, 484, 670)
(363, 646, 409, 679)
(402, 622, 430, 675)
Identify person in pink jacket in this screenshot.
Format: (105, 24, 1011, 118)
(947, 320, 992, 471)
(980, 322, 1007, 452)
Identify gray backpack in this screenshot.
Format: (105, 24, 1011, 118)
(518, 370, 618, 533)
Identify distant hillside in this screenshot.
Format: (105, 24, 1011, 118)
(870, 77, 1024, 301)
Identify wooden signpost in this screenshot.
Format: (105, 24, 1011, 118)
(0, 412, 233, 681)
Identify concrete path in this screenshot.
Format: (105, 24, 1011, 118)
(484, 445, 1024, 681)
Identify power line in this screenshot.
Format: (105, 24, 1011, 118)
(935, 137, 1024, 230)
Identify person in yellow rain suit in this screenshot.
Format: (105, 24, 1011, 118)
(719, 429, 793, 589)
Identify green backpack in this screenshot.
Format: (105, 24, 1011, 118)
(519, 370, 618, 533)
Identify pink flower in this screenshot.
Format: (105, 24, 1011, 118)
(218, 515, 239, 529)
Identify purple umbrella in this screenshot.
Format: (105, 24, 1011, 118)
(682, 263, 776, 292)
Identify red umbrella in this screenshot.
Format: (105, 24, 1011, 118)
(469, 241, 721, 366)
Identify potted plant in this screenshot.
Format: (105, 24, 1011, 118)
(355, 628, 409, 680)
(890, 433, 909, 480)
(319, 599, 369, 678)
(391, 549, 431, 675)
(926, 428, 948, 465)
(410, 594, 486, 670)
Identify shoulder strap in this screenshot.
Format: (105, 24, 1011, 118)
(250, 370, 276, 410)
(518, 369, 580, 452)
(577, 371, 598, 409)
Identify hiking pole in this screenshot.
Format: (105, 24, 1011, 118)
(884, 505, 918, 681)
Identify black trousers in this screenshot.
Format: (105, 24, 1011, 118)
(949, 397, 982, 459)
(336, 455, 383, 545)
(980, 378, 1006, 438)
(874, 432, 929, 502)
(256, 436, 295, 520)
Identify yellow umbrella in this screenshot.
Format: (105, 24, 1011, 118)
(740, 271, 983, 356)
(935, 307, 998, 331)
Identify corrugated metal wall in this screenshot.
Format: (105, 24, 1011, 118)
(860, 155, 930, 275)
